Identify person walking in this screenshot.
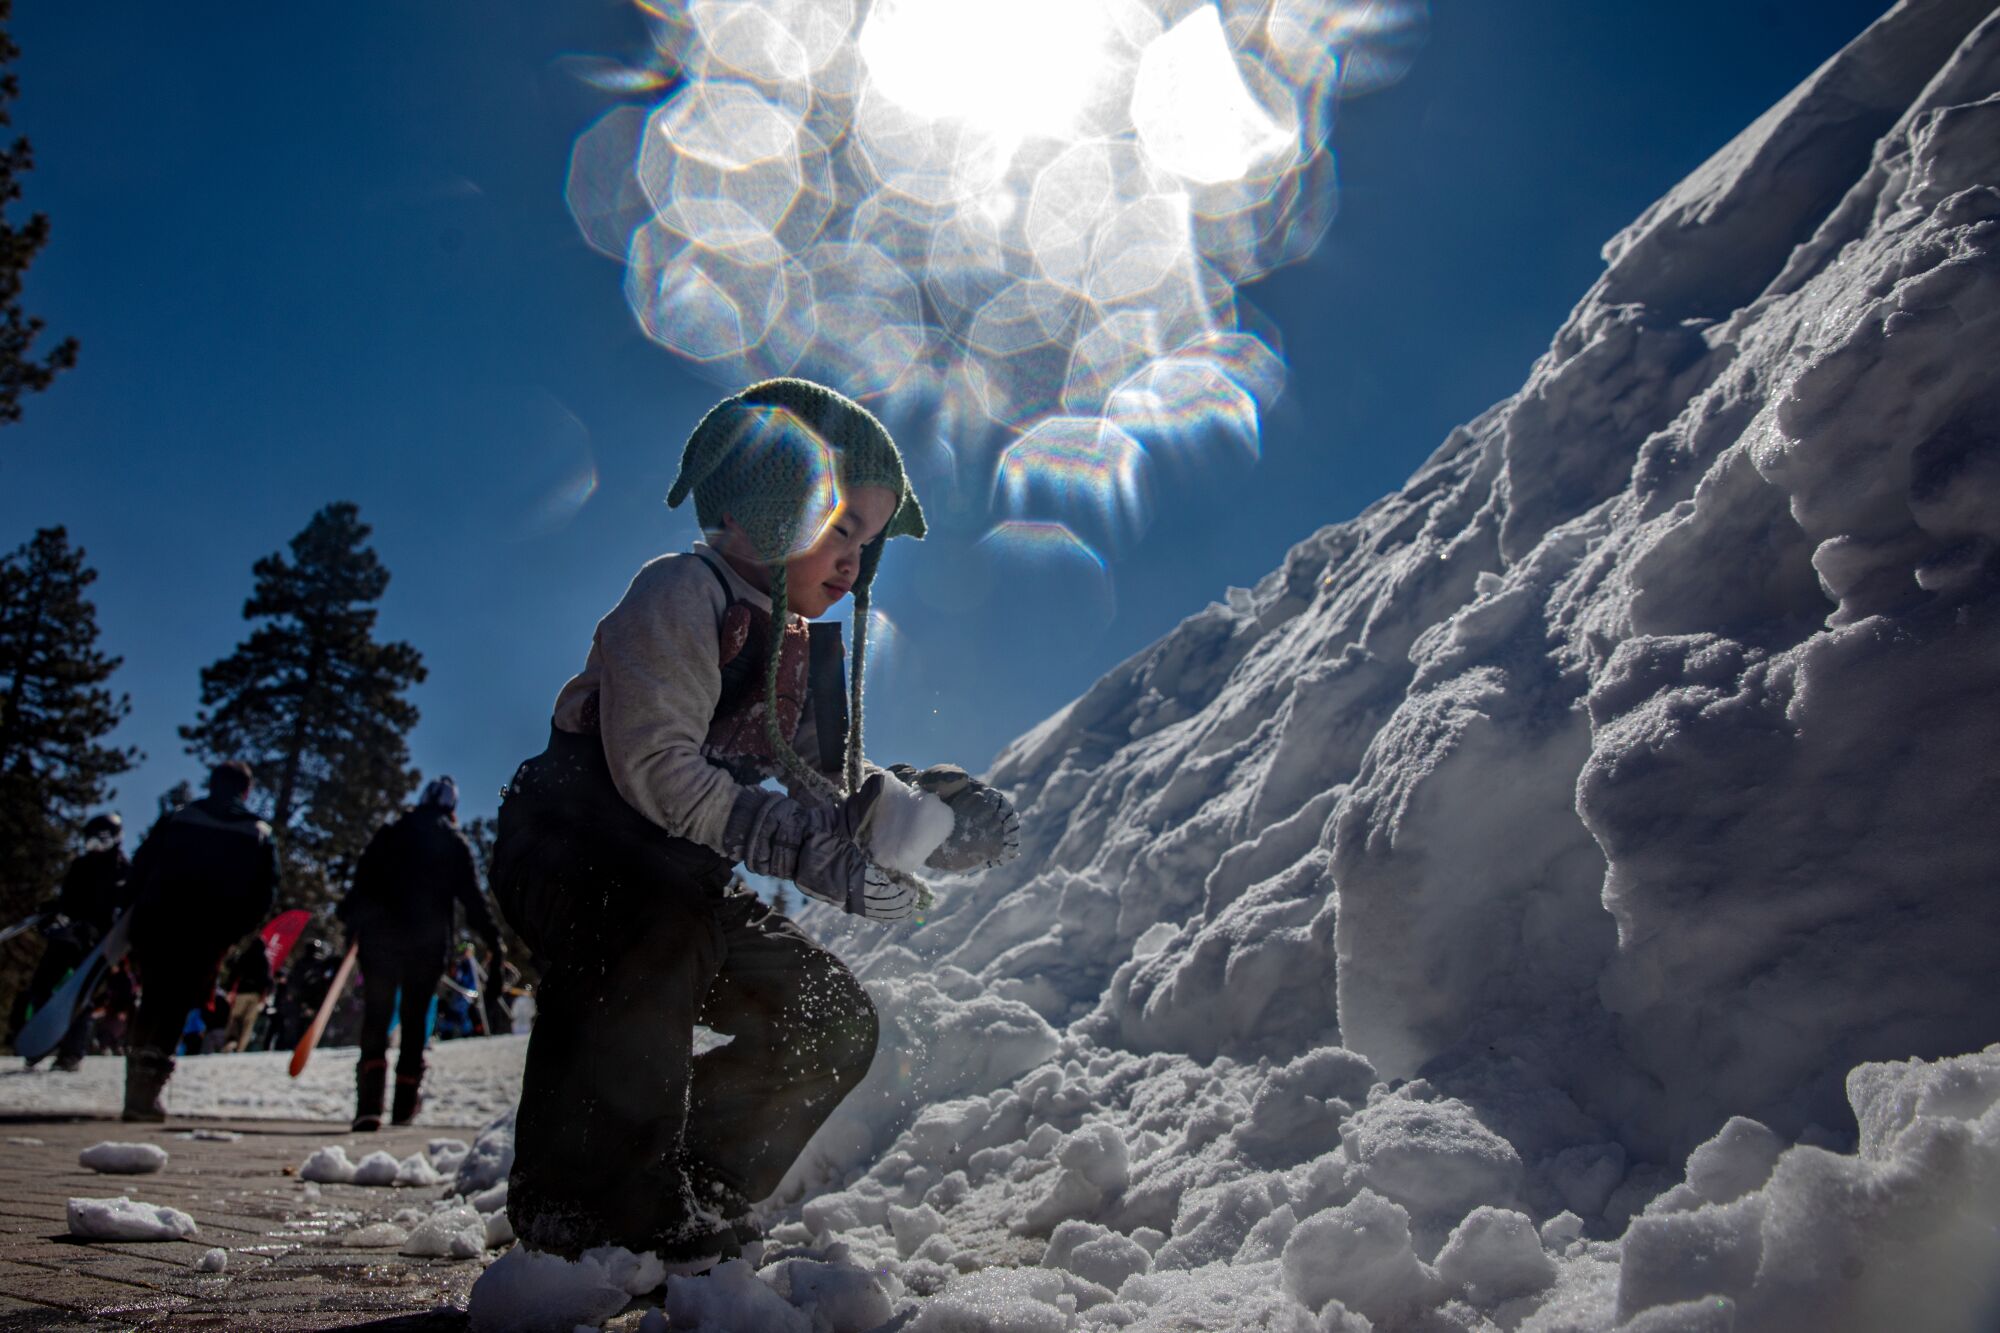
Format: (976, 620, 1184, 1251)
(7, 814, 131, 1070)
(336, 776, 504, 1131)
(219, 934, 272, 1052)
(121, 762, 279, 1121)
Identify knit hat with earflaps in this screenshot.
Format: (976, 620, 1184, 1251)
(667, 378, 925, 798)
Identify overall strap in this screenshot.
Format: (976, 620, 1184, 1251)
(806, 622, 850, 774)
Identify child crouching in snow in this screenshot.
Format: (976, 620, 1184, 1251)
(487, 378, 1020, 1272)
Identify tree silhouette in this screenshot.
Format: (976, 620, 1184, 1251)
(182, 503, 425, 907)
(0, 1, 78, 425)
(0, 526, 135, 1021)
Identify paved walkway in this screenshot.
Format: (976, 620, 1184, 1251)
(0, 1113, 482, 1331)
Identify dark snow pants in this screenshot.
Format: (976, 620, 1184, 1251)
(493, 728, 879, 1259)
(357, 945, 445, 1077)
(130, 937, 227, 1058)
(11, 940, 92, 1063)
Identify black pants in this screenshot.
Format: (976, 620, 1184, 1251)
(358, 946, 444, 1076)
(494, 729, 879, 1258)
(130, 940, 226, 1058)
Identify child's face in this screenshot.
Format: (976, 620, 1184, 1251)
(721, 484, 899, 618)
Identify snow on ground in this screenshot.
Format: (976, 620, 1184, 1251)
(78, 1141, 168, 1174)
(0, 1035, 527, 1126)
(66, 1196, 199, 1242)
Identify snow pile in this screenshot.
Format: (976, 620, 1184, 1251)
(78, 1141, 168, 1174)
(468, 1244, 666, 1333)
(66, 1196, 198, 1242)
(720, 3, 2000, 1328)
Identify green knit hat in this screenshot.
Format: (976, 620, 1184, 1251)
(667, 378, 925, 798)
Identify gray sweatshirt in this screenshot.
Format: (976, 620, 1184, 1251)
(551, 544, 840, 853)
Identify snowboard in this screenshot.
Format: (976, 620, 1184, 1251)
(0, 913, 46, 947)
(287, 941, 358, 1078)
(14, 910, 131, 1064)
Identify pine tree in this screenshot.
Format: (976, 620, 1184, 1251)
(0, 1, 78, 425)
(181, 503, 426, 908)
(0, 527, 137, 1020)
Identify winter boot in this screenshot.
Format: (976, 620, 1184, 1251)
(121, 1049, 174, 1123)
(391, 1065, 424, 1126)
(353, 1057, 388, 1131)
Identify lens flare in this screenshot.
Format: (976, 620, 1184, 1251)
(566, 0, 1428, 571)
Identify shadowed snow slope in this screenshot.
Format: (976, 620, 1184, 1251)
(769, 3, 2000, 1329)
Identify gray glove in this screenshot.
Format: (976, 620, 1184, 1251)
(888, 764, 1022, 873)
(722, 776, 917, 922)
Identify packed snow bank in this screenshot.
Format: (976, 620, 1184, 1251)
(66, 1196, 198, 1242)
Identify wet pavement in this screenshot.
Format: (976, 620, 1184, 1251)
(0, 1113, 479, 1330)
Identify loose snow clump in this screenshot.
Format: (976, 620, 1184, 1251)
(67, 1196, 198, 1242)
(78, 1141, 168, 1174)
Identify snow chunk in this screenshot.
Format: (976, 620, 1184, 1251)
(299, 1145, 358, 1184)
(455, 1108, 516, 1195)
(1280, 1188, 1437, 1324)
(394, 1151, 443, 1187)
(1434, 1206, 1556, 1305)
(1341, 1097, 1522, 1217)
(193, 1247, 227, 1273)
(764, 1256, 897, 1332)
(350, 1150, 403, 1186)
(1043, 1220, 1151, 1293)
(869, 778, 955, 874)
(467, 1243, 664, 1333)
(401, 1205, 487, 1259)
(67, 1196, 198, 1242)
(1683, 1116, 1784, 1205)
(78, 1141, 168, 1174)
(668, 1258, 810, 1332)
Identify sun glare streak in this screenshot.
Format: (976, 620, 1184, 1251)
(568, 0, 1429, 575)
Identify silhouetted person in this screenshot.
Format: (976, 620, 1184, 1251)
(122, 762, 278, 1121)
(220, 934, 273, 1052)
(337, 776, 503, 1130)
(8, 813, 130, 1070)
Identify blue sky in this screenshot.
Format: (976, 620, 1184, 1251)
(3, 1, 1890, 826)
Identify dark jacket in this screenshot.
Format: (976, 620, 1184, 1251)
(128, 796, 280, 953)
(339, 806, 500, 962)
(223, 936, 273, 995)
(52, 847, 133, 937)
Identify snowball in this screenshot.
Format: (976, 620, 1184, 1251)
(401, 1205, 487, 1259)
(67, 1196, 199, 1242)
(1434, 1206, 1556, 1304)
(299, 1145, 358, 1184)
(78, 1141, 168, 1174)
(764, 1256, 896, 1332)
(342, 1222, 411, 1249)
(1340, 1097, 1522, 1217)
(1044, 1220, 1152, 1292)
(868, 778, 956, 874)
(667, 1258, 812, 1332)
(193, 1248, 228, 1273)
(1279, 1188, 1436, 1324)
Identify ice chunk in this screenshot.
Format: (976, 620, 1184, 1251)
(67, 1196, 198, 1242)
(78, 1141, 168, 1174)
